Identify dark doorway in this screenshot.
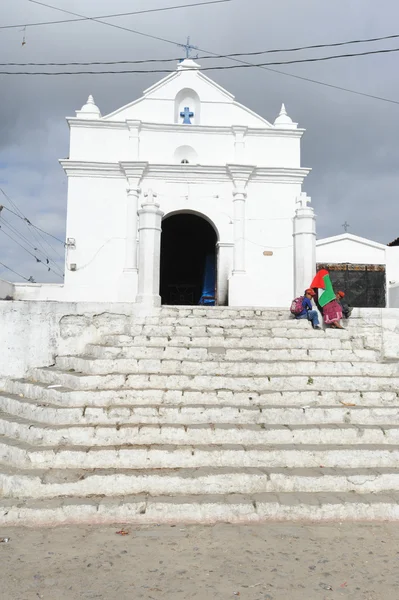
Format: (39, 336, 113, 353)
(160, 213, 217, 305)
(317, 263, 386, 308)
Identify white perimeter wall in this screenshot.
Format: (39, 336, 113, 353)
(0, 301, 141, 380)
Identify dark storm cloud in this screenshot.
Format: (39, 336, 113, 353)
(1, 0, 399, 281)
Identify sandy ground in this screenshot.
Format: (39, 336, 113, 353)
(0, 522, 398, 600)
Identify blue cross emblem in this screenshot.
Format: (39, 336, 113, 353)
(180, 106, 194, 124)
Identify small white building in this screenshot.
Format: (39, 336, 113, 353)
(57, 58, 311, 307)
(316, 233, 399, 308)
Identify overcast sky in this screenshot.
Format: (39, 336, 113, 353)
(0, 0, 398, 283)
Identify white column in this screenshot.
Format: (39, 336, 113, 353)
(293, 192, 316, 297)
(232, 185, 246, 274)
(118, 162, 148, 301)
(136, 190, 164, 307)
(124, 186, 140, 272)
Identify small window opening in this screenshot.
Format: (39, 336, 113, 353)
(181, 159, 189, 164)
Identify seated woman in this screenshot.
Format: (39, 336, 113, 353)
(336, 291, 352, 319)
(322, 297, 344, 329)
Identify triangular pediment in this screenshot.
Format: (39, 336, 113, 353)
(317, 233, 387, 251)
(103, 61, 272, 128)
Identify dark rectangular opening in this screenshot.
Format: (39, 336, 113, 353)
(316, 263, 386, 308)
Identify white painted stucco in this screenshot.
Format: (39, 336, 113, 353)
(47, 58, 310, 307)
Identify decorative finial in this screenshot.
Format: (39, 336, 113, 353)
(76, 94, 101, 119)
(274, 102, 296, 128)
(342, 221, 350, 232)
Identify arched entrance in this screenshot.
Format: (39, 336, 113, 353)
(160, 213, 218, 305)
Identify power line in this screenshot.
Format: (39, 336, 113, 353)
(0, 260, 31, 282)
(0, 226, 63, 278)
(0, 216, 64, 277)
(0, 190, 66, 277)
(25, 0, 224, 49)
(6, 30, 399, 65)
(0, 189, 64, 271)
(23, 0, 399, 106)
(0, 196, 66, 246)
(3, 45, 399, 76)
(1, 1, 232, 30)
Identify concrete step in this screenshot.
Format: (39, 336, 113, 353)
(2, 465, 399, 499)
(2, 412, 399, 447)
(4, 379, 399, 407)
(29, 366, 399, 392)
(102, 334, 362, 350)
(124, 317, 378, 331)
(1, 491, 399, 526)
(2, 392, 399, 426)
(159, 307, 290, 319)
(2, 436, 399, 469)
(85, 343, 378, 363)
(123, 323, 378, 339)
(54, 356, 396, 378)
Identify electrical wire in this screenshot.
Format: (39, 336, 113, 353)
(6, 31, 399, 65)
(21, 0, 399, 106)
(0, 260, 31, 282)
(0, 216, 64, 276)
(24, 0, 224, 49)
(0, 190, 63, 269)
(3, 46, 399, 75)
(0, 189, 65, 277)
(0, 196, 66, 246)
(0, 1, 232, 30)
(0, 226, 63, 278)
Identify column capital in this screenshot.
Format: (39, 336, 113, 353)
(126, 120, 142, 134)
(126, 186, 141, 196)
(226, 164, 255, 187)
(232, 187, 247, 199)
(231, 126, 248, 137)
(120, 161, 149, 187)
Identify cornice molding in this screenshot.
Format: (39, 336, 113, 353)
(59, 160, 122, 177)
(66, 117, 304, 138)
(59, 160, 311, 184)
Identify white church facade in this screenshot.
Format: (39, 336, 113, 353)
(2, 57, 399, 308)
(60, 57, 313, 308)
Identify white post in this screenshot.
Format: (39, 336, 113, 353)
(293, 192, 316, 297)
(117, 186, 141, 300)
(226, 165, 254, 306)
(119, 162, 148, 301)
(136, 190, 164, 307)
(232, 185, 246, 274)
(124, 186, 140, 272)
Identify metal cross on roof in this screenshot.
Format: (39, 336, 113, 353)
(178, 36, 198, 60)
(342, 221, 350, 232)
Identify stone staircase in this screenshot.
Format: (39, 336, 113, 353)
(1, 306, 399, 526)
